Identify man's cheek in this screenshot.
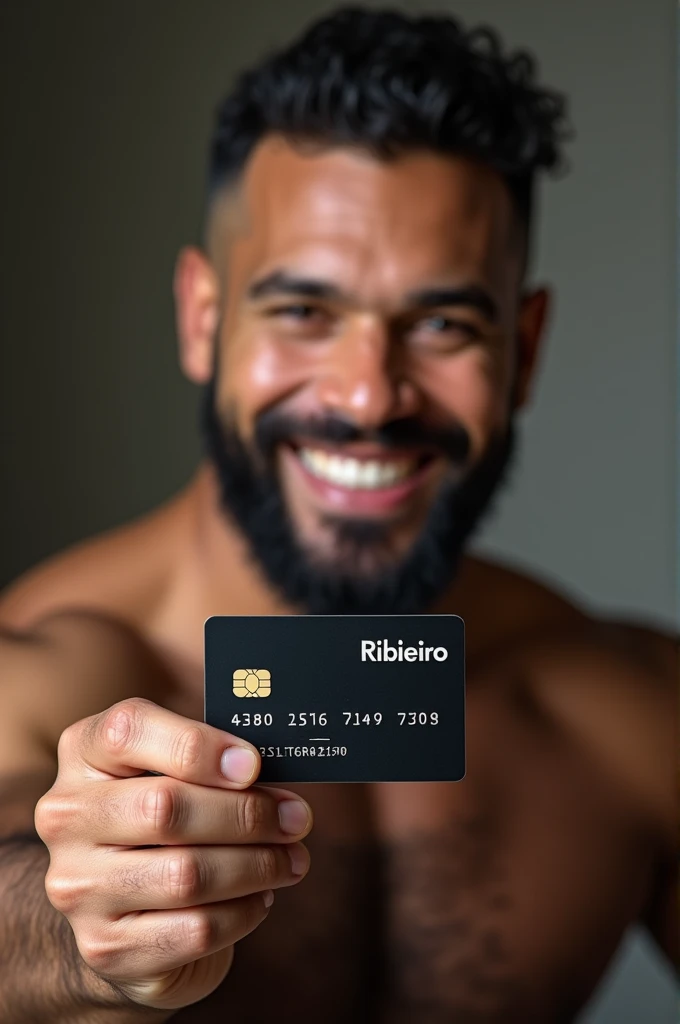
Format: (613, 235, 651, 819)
(223, 340, 308, 441)
(423, 359, 507, 459)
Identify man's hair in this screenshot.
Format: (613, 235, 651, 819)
(207, 5, 570, 240)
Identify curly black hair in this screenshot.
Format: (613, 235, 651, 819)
(208, 5, 570, 236)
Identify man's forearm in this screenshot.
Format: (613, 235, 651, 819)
(0, 832, 173, 1024)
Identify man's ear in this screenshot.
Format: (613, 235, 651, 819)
(514, 286, 551, 410)
(173, 246, 220, 384)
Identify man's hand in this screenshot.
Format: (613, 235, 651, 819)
(34, 697, 312, 1011)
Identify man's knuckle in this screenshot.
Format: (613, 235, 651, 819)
(163, 852, 204, 903)
(169, 725, 206, 776)
(139, 783, 183, 838)
(236, 791, 264, 839)
(100, 701, 143, 756)
(33, 793, 56, 840)
(44, 869, 88, 914)
(77, 930, 121, 974)
(34, 792, 80, 843)
(183, 911, 219, 958)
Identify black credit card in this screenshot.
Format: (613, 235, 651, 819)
(204, 615, 465, 784)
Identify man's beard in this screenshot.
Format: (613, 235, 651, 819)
(200, 377, 517, 615)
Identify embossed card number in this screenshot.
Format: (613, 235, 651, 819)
(204, 614, 466, 783)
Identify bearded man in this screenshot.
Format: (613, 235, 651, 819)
(0, 7, 675, 1024)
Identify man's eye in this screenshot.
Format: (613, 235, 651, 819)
(420, 315, 478, 337)
(271, 304, 319, 320)
(412, 315, 481, 342)
(424, 315, 451, 331)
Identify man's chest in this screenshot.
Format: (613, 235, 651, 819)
(174, 796, 516, 1023)
(173, 768, 649, 1024)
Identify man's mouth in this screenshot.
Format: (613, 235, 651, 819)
(298, 446, 424, 489)
(282, 441, 441, 517)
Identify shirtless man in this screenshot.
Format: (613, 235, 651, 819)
(0, 7, 676, 1023)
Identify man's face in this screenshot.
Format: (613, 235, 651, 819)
(176, 136, 548, 613)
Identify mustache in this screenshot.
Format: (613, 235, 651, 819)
(252, 409, 471, 464)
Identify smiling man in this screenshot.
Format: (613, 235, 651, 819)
(196, 138, 522, 615)
(0, 7, 676, 1024)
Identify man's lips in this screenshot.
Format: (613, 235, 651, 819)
(281, 441, 441, 516)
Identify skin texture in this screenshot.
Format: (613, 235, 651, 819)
(0, 137, 676, 1023)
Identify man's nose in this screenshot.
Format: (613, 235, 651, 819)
(313, 320, 421, 429)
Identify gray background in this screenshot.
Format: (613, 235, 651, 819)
(0, 0, 676, 1020)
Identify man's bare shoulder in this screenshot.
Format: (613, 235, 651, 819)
(0, 611, 181, 769)
(460, 554, 588, 661)
(0, 492, 190, 632)
(523, 614, 675, 847)
(0, 492, 191, 765)
(466, 555, 676, 844)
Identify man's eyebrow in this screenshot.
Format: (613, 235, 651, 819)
(405, 285, 499, 324)
(247, 271, 499, 323)
(247, 271, 351, 303)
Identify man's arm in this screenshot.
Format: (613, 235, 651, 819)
(0, 621, 175, 1023)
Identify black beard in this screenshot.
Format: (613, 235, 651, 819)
(200, 378, 517, 615)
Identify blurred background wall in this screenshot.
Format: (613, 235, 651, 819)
(0, 1, 676, 1020)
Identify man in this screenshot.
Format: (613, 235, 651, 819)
(0, 6, 675, 1023)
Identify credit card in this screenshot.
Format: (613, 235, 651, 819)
(204, 615, 465, 784)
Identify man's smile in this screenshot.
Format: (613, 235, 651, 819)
(280, 440, 445, 517)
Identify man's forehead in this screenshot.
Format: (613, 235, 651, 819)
(212, 135, 519, 288)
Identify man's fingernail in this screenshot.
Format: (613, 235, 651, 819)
(278, 799, 310, 835)
(263, 889, 275, 909)
(220, 747, 257, 784)
(288, 843, 309, 876)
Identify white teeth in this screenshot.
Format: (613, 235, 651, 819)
(298, 448, 417, 489)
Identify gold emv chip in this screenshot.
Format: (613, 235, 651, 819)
(233, 668, 271, 698)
